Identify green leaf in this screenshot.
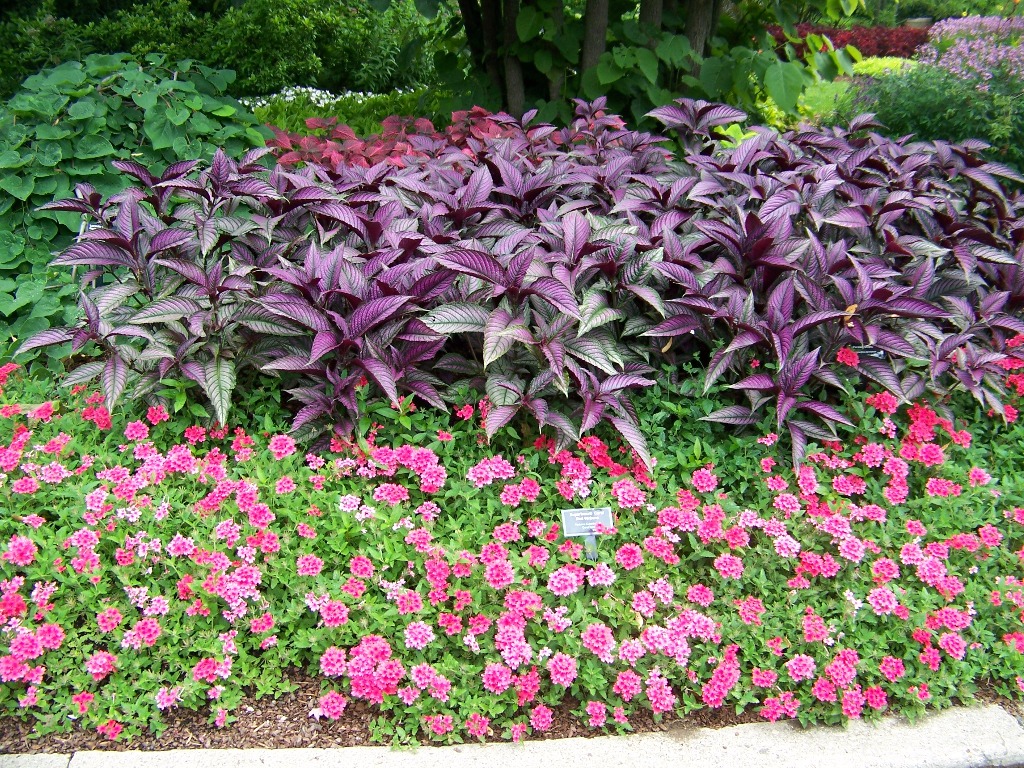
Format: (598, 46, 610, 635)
(698, 57, 733, 97)
(166, 107, 190, 126)
(764, 60, 805, 113)
(35, 142, 62, 168)
(635, 48, 659, 84)
(656, 35, 692, 67)
(0, 150, 28, 169)
(534, 48, 553, 75)
(76, 135, 115, 159)
(202, 356, 236, 426)
(596, 56, 624, 86)
(612, 45, 636, 69)
(516, 6, 544, 41)
(413, 0, 440, 16)
(68, 99, 97, 119)
(0, 175, 34, 201)
(133, 91, 158, 110)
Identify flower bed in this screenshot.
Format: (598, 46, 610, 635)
(1, 354, 1024, 745)
(917, 16, 1024, 88)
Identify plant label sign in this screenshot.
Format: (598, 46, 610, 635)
(560, 507, 613, 561)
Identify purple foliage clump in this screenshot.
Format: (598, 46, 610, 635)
(25, 99, 1024, 465)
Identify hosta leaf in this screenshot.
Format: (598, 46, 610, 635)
(201, 356, 236, 426)
(422, 303, 490, 334)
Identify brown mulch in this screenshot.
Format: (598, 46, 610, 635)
(2, 673, 1018, 755)
(0, 670, 760, 754)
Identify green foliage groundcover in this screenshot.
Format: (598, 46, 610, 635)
(0, 361, 1023, 743)
(0, 53, 269, 368)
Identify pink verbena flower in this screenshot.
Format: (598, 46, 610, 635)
(404, 621, 436, 650)
(546, 653, 577, 686)
(268, 434, 297, 460)
(785, 654, 816, 681)
(713, 553, 743, 579)
(691, 467, 718, 493)
(319, 691, 347, 720)
(297, 555, 323, 577)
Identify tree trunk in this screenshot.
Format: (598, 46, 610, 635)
(639, 0, 663, 33)
(480, 0, 505, 101)
(548, 2, 565, 101)
(580, 0, 609, 74)
(458, 0, 486, 68)
(502, 0, 526, 117)
(683, 0, 719, 57)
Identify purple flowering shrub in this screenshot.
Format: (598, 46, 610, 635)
(918, 16, 1024, 89)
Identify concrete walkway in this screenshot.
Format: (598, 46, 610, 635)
(3, 704, 1024, 768)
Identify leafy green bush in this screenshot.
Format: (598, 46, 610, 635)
(0, 0, 443, 101)
(843, 63, 1024, 171)
(248, 86, 447, 135)
(206, 0, 441, 96)
(896, 0, 1012, 20)
(0, 53, 269, 368)
(86, 0, 215, 66)
(851, 56, 915, 77)
(211, 0, 324, 96)
(0, 1, 93, 97)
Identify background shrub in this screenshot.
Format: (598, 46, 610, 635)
(769, 23, 929, 58)
(0, 0, 445, 99)
(248, 86, 448, 135)
(845, 65, 1024, 170)
(838, 18, 1024, 171)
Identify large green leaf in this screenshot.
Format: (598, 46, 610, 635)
(635, 48, 659, 85)
(76, 135, 115, 159)
(764, 60, 805, 113)
(0, 175, 34, 201)
(516, 6, 544, 42)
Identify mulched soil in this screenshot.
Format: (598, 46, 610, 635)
(1, 673, 1019, 755)
(0, 669, 759, 754)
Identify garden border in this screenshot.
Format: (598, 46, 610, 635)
(3, 703, 1024, 768)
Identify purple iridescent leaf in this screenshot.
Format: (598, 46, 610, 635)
(348, 296, 411, 339)
(701, 405, 758, 425)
